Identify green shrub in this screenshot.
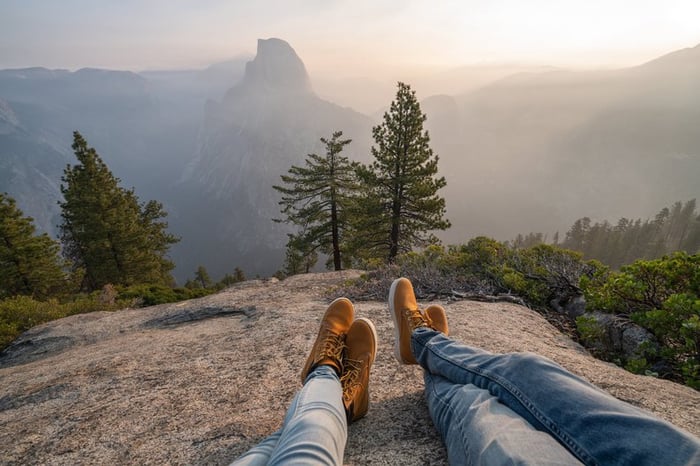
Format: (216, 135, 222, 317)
(576, 315, 605, 346)
(0, 321, 18, 349)
(340, 240, 700, 389)
(0, 280, 226, 351)
(338, 239, 598, 307)
(118, 284, 214, 307)
(507, 244, 596, 307)
(0, 296, 64, 348)
(625, 357, 653, 375)
(632, 293, 700, 388)
(583, 252, 700, 387)
(119, 284, 216, 306)
(0, 293, 130, 349)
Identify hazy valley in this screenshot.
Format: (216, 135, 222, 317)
(1, 38, 699, 281)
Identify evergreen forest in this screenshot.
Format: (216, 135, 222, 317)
(511, 199, 700, 269)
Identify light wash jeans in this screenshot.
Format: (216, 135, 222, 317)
(231, 365, 346, 466)
(414, 327, 700, 466)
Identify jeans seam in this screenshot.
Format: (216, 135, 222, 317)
(416, 332, 596, 466)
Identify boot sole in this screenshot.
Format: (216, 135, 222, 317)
(388, 278, 412, 364)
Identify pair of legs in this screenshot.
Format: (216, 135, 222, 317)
(234, 278, 700, 465)
(390, 278, 700, 465)
(232, 298, 376, 465)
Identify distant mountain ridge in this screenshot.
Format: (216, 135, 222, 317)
(0, 40, 698, 280)
(427, 43, 700, 244)
(0, 60, 246, 265)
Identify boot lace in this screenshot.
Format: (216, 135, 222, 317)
(404, 308, 428, 330)
(341, 358, 363, 404)
(317, 333, 345, 365)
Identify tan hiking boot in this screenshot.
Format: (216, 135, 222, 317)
(389, 277, 430, 364)
(341, 317, 377, 423)
(300, 298, 354, 384)
(424, 305, 449, 336)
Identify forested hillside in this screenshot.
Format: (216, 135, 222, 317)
(513, 200, 700, 269)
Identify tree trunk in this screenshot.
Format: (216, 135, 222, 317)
(389, 199, 400, 261)
(330, 194, 341, 271)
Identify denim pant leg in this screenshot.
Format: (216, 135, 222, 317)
(425, 372, 582, 465)
(413, 328, 700, 466)
(231, 430, 283, 466)
(232, 365, 347, 466)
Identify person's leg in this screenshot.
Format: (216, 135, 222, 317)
(265, 315, 379, 465)
(425, 372, 582, 465)
(267, 365, 347, 465)
(418, 294, 580, 464)
(390, 277, 700, 465)
(232, 366, 346, 466)
(232, 298, 355, 466)
(231, 430, 282, 465)
(413, 330, 699, 465)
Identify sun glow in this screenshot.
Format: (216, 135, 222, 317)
(1, 0, 699, 71)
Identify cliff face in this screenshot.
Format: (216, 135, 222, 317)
(1, 271, 699, 465)
(175, 38, 372, 278)
(234, 38, 313, 96)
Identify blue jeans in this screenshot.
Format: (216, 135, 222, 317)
(414, 328, 700, 466)
(231, 365, 346, 466)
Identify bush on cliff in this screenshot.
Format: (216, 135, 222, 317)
(582, 252, 700, 388)
(337, 240, 698, 389)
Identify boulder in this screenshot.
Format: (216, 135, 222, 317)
(580, 311, 659, 360)
(550, 293, 587, 319)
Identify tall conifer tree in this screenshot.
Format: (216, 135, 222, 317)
(59, 131, 178, 290)
(273, 131, 356, 271)
(355, 82, 450, 261)
(0, 193, 68, 298)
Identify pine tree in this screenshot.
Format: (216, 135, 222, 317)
(194, 265, 212, 288)
(356, 82, 450, 261)
(217, 267, 246, 288)
(273, 131, 357, 271)
(563, 217, 591, 252)
(59, 131, 178, 290)
(675, 199, 697, 250)
(558, 200, 699, 268)
(140, 200, 179, 285)
(282, 231, 318, 275)
(233, 267, 245, 282)
(0, 193, 68, 299)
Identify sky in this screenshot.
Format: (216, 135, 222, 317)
(2, 0, 700, 75)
